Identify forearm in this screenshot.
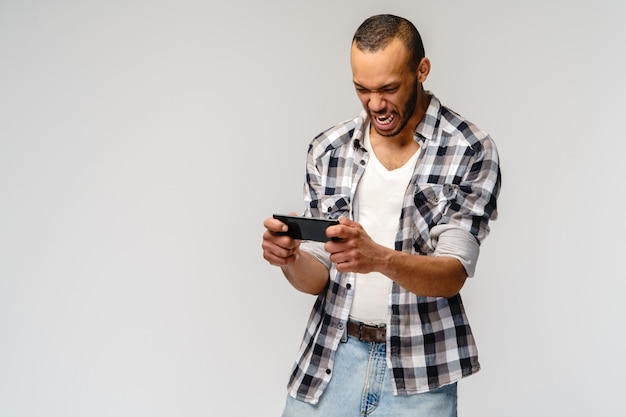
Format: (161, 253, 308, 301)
(376, 247, 467, 298)
(281, 249, 330, 295)
(326, 218, 469, 298)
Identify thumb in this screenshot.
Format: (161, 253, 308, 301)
(338, 217, 358, 228)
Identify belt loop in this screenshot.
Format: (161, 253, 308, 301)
(340, 323, 348, 343)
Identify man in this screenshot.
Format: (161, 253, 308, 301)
(262, 14, 501, 417)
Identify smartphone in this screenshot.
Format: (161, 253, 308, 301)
(272, 214, 339, 242)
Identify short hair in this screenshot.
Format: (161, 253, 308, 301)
(352, 14, 425, 70)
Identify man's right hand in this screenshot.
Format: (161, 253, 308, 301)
(262, 213, 330, 295)
(262, 214, 301, 266)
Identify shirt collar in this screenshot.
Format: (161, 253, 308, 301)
(414, 91, 441, 144)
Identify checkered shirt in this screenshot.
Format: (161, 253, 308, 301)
(287, 93, 501, 404)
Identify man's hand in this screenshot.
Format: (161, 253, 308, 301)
(261, 213, 330, 295)
(262, 214, 301, 266)
(324, 217, 387, 274)
(325, 217, 466, 298)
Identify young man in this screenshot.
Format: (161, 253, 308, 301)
(262, 14, 501, 417)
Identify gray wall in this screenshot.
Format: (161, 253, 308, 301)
(1, 1, 624, 416)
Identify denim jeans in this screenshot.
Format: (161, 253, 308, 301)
(281, 335, 458, 417)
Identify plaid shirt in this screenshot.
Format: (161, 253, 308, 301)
(288, 93, 501, 404)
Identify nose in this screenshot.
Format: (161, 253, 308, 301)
(368, 93, 386, 112)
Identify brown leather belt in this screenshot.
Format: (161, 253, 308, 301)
(347, 320, 386, 343)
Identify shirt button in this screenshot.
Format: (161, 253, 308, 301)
(360, 159, 366, 165)
(326, 369, 331, 375)
(338, 323, 344, 330)
(346, 283, 352, 289)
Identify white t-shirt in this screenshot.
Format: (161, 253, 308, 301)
(349, 127, 420, 324)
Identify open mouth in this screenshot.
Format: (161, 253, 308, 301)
(372, 113, 396, 130)
(376, 114, 395, 125)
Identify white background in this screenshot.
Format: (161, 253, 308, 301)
(1, 1, 625, 416)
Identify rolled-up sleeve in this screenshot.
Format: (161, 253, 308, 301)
(431, 224, 480, 277)
(299, 240, 331, 270)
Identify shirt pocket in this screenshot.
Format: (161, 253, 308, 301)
(413, 183, 458, 229)
(319, 195, 351, 220)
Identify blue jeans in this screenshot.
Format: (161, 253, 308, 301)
(281, 335, 458, 417)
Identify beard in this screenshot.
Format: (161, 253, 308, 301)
(373, 76, 419, 138)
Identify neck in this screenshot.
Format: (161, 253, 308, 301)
(406, 87, 431, 136)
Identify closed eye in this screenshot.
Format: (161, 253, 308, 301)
(382, 86, 399, 93)
(353, 83, 399, 95)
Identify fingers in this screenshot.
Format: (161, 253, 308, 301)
(325, 217, 361, 242)
(324, 218, 377, 274)
(262, 242, 299, 265)
(328, 247, 362, 274)
(262, 217, 300, 266)
(327, 244, 374, 274)
(263, 217, 289, 234)
(338, 217, 358, 227)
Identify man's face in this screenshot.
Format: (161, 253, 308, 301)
(350, 38, 419, 138)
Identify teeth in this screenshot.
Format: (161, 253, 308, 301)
(377, 114, 394, 125)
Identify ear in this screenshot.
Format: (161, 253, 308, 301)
(416, 57, 431, 83)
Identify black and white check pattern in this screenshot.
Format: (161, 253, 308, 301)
(288, 93, 501, 404)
